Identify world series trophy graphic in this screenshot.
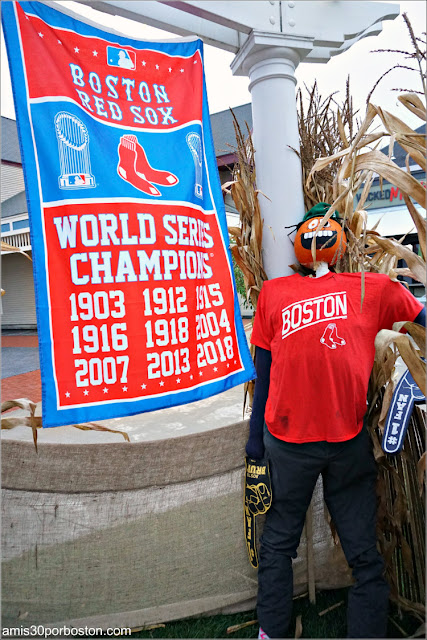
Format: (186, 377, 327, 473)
(54, 112, 95, 189)
(186, 132, 203, 199)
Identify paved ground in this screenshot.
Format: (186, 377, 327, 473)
(1, 326, 252, 443)
(2, 333, 42, 403)
(2, 346, 40, 378)
(2, 369, 43, 406)
(2, 334, 39, 347)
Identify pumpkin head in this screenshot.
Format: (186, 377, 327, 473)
(294, 204, 347, 266)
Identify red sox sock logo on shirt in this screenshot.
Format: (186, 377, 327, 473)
(320, 323, 346, 349)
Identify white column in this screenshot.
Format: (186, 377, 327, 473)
(231, 33, 313, 279)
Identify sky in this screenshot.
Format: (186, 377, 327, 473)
(1, 0, 426, 129)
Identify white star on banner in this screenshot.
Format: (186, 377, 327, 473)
(142, 60, 146, 66)
(190, 374, 194, 380)
(103, 387, 108, 393)
(92, 50, 98, 56)
(74, 47, 80, 53)
(234, 360, 237, 364)
(83, 390, 89, 396)
(122, 386, 128, 392)
(194, 60, 197, 64)
(168, 67, 172, 72)
(159, 381, 165, 387)
(155, 64, 159, 70)
(227, 363, 230, 368)
(199, 371, 203, 376)
(213, 367, 218, 372)
(65, 391, 70, 398)
(141, 383, 147, 390)
(58, 40, 62, 45)
(176, 378, 181, 384)
(38, 32, 44, 38)
(180, 68, 184, 73)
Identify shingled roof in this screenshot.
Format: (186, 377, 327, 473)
(210, 103, 252, 165)
(1, 190, 27, 218)
(1, 116, 22, 164)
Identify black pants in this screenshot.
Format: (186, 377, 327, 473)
(257, 427, 390, 638)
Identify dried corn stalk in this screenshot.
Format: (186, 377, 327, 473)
(225, 111, 267, 309)
(223, 111, 268, 410)
(1, 399, 130, 446)
(1, 239, 32, 261)
(295, 78, 360, 211)
(367, 324, 425, 616)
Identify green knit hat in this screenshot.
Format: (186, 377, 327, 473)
(302, 202, 340, 223)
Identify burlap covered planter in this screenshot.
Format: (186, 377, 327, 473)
(2, 420, 352, 630)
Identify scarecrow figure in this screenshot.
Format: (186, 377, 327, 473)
(245, 203, 426, 639)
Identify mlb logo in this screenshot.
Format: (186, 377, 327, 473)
(68, 174, 88, 186)
(107, 46, 136, 70)
(59, 173, 95, 189)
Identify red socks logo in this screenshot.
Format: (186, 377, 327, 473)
(117, 134, 178, 196)
(320, 323, 346, 349)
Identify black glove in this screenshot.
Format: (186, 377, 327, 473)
(244, 456, 272, 568)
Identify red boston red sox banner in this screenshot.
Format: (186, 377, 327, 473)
(2, 1, 255, 427)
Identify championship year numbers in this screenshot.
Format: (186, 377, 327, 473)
(195, 309, 231, 339)
(147, 348, 190, 379)
(69, 290, 125, 320)
(74, 355, 129, 387)
(195, 283, 224, 310)
(197, 337, 234, 367)
(145, 317, 189, 347)
(72, 323, 128, 353)
(69, 290, 129, 389)
(142, 286, 187, 316)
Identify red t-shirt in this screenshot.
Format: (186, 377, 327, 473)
(251, 271, 424, 443)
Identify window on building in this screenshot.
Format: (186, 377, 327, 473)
(12, 218, 29, 231)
